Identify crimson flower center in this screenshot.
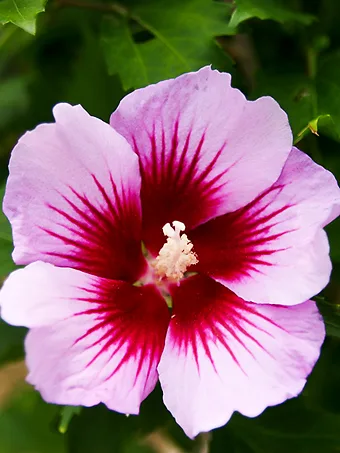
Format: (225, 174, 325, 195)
(152, 220, 198, 283)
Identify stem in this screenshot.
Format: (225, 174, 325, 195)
(192, 433, 212, 453)
(218, 34, 259, 92)
(306, 47, 317, 80)
(143, 430, 187, 453)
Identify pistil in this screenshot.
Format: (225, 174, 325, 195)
(153, 221, 198, 283)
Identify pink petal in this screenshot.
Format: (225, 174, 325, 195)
(1, 262, 170, 414)
(110, 67, 292, 255)
(191, 147, 340, 305)
(4, 103, 146, 282)
(158, 275, 325, 438)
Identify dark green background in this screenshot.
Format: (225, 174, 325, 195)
(0, 0, 340, 452)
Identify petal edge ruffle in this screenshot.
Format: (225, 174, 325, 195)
(110, 67, 292, 254)
(158, 275, 325, 438)
(1, 262, 170, 414)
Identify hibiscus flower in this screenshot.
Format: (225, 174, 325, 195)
(1, 67, 339, 438)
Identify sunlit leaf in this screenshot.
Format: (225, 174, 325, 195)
(101, 0, 233, 90)
(0, 0, 46, 34)
(229, 0, 315, 31)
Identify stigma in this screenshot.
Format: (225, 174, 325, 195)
(153, 221, 198, 283)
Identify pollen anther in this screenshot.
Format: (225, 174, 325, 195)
(153, 221, 198, 283)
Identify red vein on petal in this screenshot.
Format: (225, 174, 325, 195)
(192, 183, 298, 282)
(72, 281, 169, 384)
(40, 173, 145, 281)
(137, 119, 231, 252)
(170, 276, 282, 374)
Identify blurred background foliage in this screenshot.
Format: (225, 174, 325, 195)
(0, 0, 340, 452)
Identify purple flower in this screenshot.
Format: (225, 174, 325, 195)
(1, 67, 339, 438)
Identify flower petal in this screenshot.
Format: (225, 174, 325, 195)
(1, 262, 170, 414)
(4, 103, 145, 282)
(158, 275, 325, 438)
(110, 67, 292, 254)
(191, 147, 340, 305)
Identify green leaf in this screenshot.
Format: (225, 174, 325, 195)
(0, 77, 30, 130)
(315, 51, 340, 141)
(0, 184, 15, 278)
(65, 25, 125, 121)
(0, 0, 45, 34)
(317, 297, 340, 338)
(101, 19, 149, 91)
(66, 405, 144, 453)
(0, 238, 15, 277)
(326, 218, 340, 263)
(0, 387, 66, 453)
(317, 262, 340, 338)
(0, 183, 15, 270)
(304, 338, 340, 414)
(0, 0, 46, 34)
(253, 51, 340, 143)
(0, 319, 26, 365)
(296, 114, 333, 143)
(101, 0, 233, 90)
(0, 184, 11, 241)
(252, 73, 316, 139)
(66, 387, 186, 453)
(212, 397, 340, 453)
(229, 0, 316, 31)
(0, 184, 22, 367)
(211, 336, 340, 452)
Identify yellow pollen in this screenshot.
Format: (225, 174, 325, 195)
(153, 221, 198, 283)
